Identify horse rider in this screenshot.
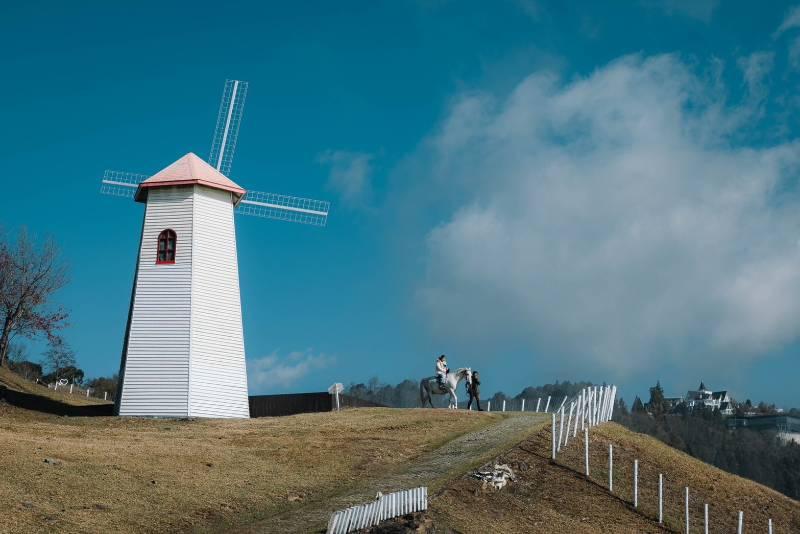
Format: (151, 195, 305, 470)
(435, 354, 448, 389)
(467, 370, 482, 411)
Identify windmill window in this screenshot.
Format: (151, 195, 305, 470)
(156, 229, 177, 264)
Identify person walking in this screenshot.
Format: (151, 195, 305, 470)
(467, 370, 482, 411)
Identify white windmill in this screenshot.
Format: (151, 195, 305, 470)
(101, 80, 330, 418)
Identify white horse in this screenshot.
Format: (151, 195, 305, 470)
(420, 367, 472, 409)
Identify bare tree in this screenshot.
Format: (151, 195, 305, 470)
(42, 339, 76, 380)
(0, 228, 69, 368)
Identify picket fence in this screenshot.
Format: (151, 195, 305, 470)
(326, 487, 428, 534)
(549, 384, 776, 533)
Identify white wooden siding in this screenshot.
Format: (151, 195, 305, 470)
(188, 187, 249, 418)
(119, 187, 193, 416)
(118, 185, 249, 418)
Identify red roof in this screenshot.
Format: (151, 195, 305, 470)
(135, 153, 246, 203)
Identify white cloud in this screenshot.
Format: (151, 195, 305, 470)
(319, 150, 374, 206)
(247, 350, 334, 390)
(737, 51, 774, 103)
(774, 5, 800, 39)
(410, 54, 800, 378)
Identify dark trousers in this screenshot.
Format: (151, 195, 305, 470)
(467, 393, 482, 411)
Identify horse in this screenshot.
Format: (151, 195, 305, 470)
(419, 367, 472, 409)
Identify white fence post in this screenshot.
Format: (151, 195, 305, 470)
(521, 398, 525, 412)
(580, 389, 585, 430)
(551, 413, 557, 460)
(487, 400, 491, 412)
(573, 400, 580, 438)
(769, 518, 773, 534)
(609, 385, 617, 421)
(544, 396, 551, 413)
(104, 391, 108, 400)
(557, 405, 565, 451)
(685, 486, 689, 534)
(502, 400, 506, 412)
(737, 511, 743, 534)
(69, 384, 73, 394)
(704, 503, 709, 534)
(536, 397, 541, 412)
(608, 443, 613, 492)
(86, 388, 90, 398)
(584, 428, 589, 476)
(658, 473, 663, 524)
(564, 402, 574, 446)
(634, 459, 638, 508)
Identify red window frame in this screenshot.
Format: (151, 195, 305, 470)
(156, 229, 177, 264)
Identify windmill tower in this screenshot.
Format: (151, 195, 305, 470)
(100, 80, 330, 418)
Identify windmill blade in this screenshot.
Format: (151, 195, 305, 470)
(208, 79, 248, 178)
(100, 170, 149, 199)
(237, 190, 330, 227)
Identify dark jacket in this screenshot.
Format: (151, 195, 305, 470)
(470, 374, 481, 396)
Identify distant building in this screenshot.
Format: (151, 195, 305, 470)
(685, 382, 734, 415)
(727, 415, 800, 444)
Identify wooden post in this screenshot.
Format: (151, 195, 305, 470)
(634, 459, 638, 508)
(564, 402, 574, 446)
(544, 396, 551, 413)
(521, 398, 525, 412)
(551, 413, 557, 460)
(659, 474, 663, 524)
(704, 503, 709, 534)
(584, 428, 589, 476)
(580, 389, 585, 431)
(685, 486, 689, 534)
(536, 397, 541, 412)
(608, 443, 613, 492)
(737, 511, 743, 534)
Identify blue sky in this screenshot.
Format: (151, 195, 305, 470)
(2, 0, 800, 407)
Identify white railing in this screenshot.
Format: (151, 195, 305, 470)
(326, 487, 428, 534)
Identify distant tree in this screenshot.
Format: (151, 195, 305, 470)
(41, 339, 76, 382)
(631, 396, 645, 413)
(0, 229, 69, 368)
(86, 374, 118, 398)
(647, 381, 666, 417)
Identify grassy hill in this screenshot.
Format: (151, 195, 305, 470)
(430, 422, 800, 533)
(0, 404, 512, 533)
(0, 379, 797, 534)
(0, 366, 110, 407)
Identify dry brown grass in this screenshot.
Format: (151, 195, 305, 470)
(0, 404, 501, 533)
(431, 422, 800, 533)
(0, 367, 110, 407)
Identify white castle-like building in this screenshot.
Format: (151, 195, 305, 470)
(115, 153, 250, 418)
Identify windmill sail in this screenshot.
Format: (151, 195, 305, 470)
(237, 190, 330, 227)
(100, 170, 149, 198)
(208, 79, 249, 178)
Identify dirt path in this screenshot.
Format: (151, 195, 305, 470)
(231, 412, 549, 533)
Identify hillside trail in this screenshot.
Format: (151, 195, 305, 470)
(232, 412, 549, 533)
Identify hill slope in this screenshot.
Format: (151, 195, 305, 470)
(430, 422, 800, 533)
(0, 366, 110, 407)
